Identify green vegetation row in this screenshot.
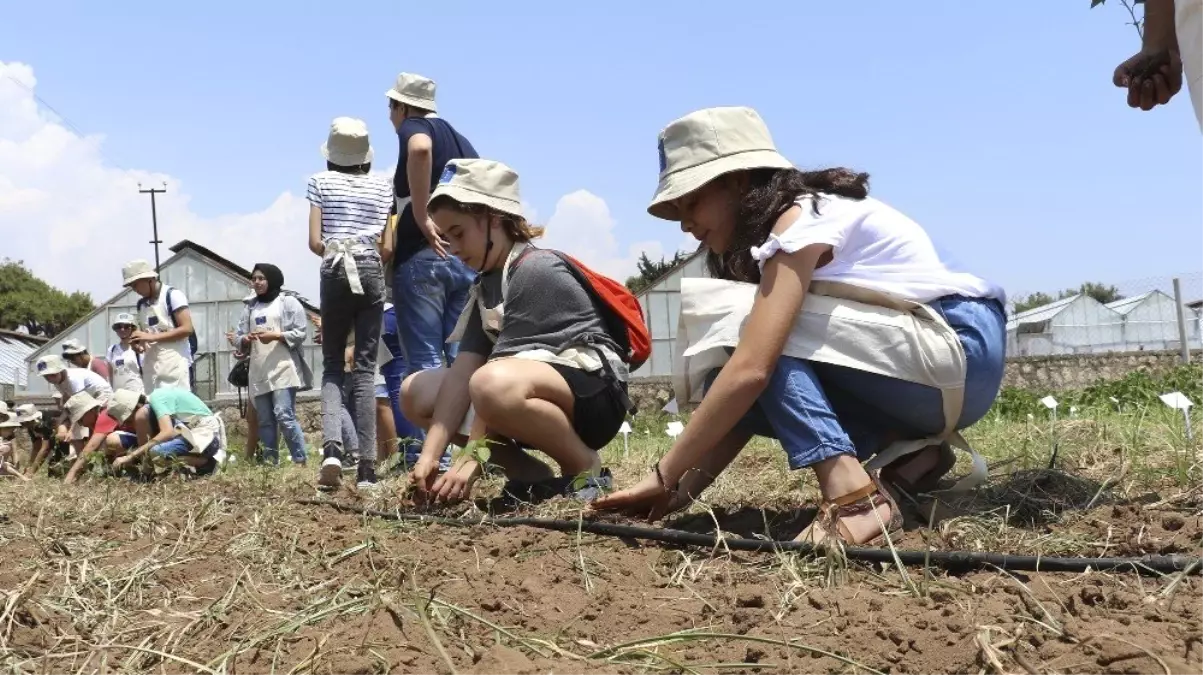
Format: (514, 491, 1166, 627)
(990, 364, 1202, 420)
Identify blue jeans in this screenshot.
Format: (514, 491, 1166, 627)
(392, 247, 475, 376)
(152, 417, 220, 458)
(382, 304, 445, 467)
(253, 387, 307, 464)
(708, 296, 1007, 470)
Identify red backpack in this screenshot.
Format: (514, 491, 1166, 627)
(513, 248, 651, 371)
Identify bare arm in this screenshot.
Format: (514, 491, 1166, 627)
(121, 414, 178, 464)
(418, 352, 486, 466)
(64, 431, 107, 484)
(1142, 0, 1178, 50)
(657, 208, 830, 487)
(407, 132, 434, 225)
(308, 204, 325, 256)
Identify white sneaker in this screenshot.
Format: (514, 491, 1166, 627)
(318, 456, 342, 492)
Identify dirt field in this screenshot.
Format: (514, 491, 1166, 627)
(1, 408, 1201, 674)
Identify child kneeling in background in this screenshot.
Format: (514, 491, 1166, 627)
(112, 388, 227, 478)
(403, 159, 633, 505)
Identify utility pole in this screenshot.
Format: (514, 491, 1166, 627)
(138, 183, 167, 270)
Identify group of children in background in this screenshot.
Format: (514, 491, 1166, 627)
(5, 72, 1009, 547)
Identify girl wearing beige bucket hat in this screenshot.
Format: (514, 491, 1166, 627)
(592, 106, 1008, 546)
(0, 413, 32, 481)
(401, 159, 629, 505)
(308, 117, 392, 491)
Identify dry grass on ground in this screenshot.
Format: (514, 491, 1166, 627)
(0, 406, 1200, 674)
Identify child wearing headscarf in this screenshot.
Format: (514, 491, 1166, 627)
(235, 263, 313, 465)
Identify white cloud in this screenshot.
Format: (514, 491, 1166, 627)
(0, 60, 317, 303)
(538, 189, 663, 282)
(0, 61, 669, 307)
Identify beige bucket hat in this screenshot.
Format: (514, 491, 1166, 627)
(112, 312, 137, 328)
(0, 413, 19, 429)
(429, 159, 523, 219)
(36, 354, 68, 377)
(13, 404, 40, 424)
(105, 389, 142, 425)
(61, 338, 88, 356)
(648, 106, 793, 221)
(65, 391, 101, 425)
(122, 259, 157, 286)
(321, 117, 374, 167)
(385, 72, 438, 112)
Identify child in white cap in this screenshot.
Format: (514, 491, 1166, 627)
(591, 107, 1007, 546)
(120, 260, 194, 392)
(0, 412, 31, 481)
(402, 159, 629, 505)
(307, 117, 392, 491)
(35, 354, 114, 469)
(63, 389, 142, 483)
(106, 312, 145, 395)
(61, 338, 111, 381)
(12, 402, 56, 477)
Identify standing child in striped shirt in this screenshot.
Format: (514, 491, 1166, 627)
(307, 117, 392, 491)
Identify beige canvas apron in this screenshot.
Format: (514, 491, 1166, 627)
(674, 277, 987, 492)
(108, 343, 145, 394)
(247, 297, 304, 399)
(171, 413, 225, 467)
(141, 299, 191, 391)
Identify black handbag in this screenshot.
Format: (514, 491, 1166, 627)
(228, 358, 250, 388)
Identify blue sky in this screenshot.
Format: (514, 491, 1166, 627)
(0, 0, 1199, 303)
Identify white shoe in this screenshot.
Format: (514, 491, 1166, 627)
(318, 457, 342, 492)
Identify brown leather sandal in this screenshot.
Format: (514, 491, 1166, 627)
(797, 471, 904, 546)
(881, 443, 956, 498)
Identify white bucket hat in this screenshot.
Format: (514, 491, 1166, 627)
(321, 117, 374, 167)
(0, 413, 18, 429)
(61, 338, 88, 356)
(36, 354, 68, 376)
(428, 159, 523, 219)
(648, 106, 793, 221)
(112, 312, 137, 328)
(122, 259, 158, 286)
(13, 404, 40, 424)
(65, 391, 101, 425)
(385, 72, 438, 112)
(105, 389, 142, 425)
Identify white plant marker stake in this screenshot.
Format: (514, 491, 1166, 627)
(662, 398, 679, 415)
(1159, 391, 1195, 441)
(619, 421, 632, 457)
(666, 421, 685, 439)
(1041, 396, 1059, 466)
(1109, 396, 1120, 412)
(1069, 406, 1078, 418)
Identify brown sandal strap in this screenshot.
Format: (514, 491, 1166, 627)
(814, 473, 903, 544)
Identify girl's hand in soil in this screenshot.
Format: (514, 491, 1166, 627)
(589, 470, 676, 521)
(430, 457, 482, 504)
(409, 456, 440, 504)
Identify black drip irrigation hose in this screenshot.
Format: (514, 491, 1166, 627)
(296, 498, 1202, 577)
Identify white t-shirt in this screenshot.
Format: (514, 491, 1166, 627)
(137, 285, 193, 365)
(752, 194, 1005, 305)
(307, 171, 392, 245)
(56, 366, 114, 403)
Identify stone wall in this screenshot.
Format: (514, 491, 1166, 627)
(1002, 349, 1198, 392)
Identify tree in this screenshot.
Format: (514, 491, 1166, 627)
(624, 250, 693, 294)
(0, 259, 95, 336)
(1012, 282, 1124, 314)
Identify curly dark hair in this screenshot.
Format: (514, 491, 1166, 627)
(708, 167, 870, 283)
